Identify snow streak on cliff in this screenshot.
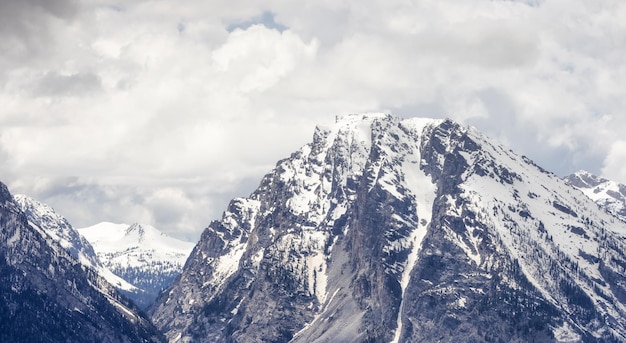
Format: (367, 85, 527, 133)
(151, 114, 626, 343)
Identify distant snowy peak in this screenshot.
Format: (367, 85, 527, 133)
(79, 222, 194, 266)
(565, 170, 610, 188)
(79, 222, 195, 309)
(565, 170, 626, 222)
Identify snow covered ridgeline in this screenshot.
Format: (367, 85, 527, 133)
(1, 184, 164, 342)
(564, 170, 626, 222)
(13, 195, 138, 292)
(150, 113, 444, 342)
(79, 222, 195, 309)
(14, 195, 194, 309)
(151, 113, 626, 342)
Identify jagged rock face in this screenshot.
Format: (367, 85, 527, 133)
(13, 195, 141, 295)
(151, 114, 626, 343)
(15, 195, 193, 310)
(14, 194, 100, 266)
(565, 170, 626, 222)
(0, 182, 165, 343)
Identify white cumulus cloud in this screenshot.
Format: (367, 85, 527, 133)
(1, 0, 626, 240)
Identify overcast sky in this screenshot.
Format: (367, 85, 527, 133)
(1, 0, 625, 241)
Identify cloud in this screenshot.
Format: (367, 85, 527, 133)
(0, 0, 79, 72)
(2, 0, 626, 239)
(227, 11, 287, 33)
(603, 141, 626, 183)
(212, 25, 317, 93)
(33, 71, 102, 97)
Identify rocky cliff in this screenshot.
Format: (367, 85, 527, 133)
(150, 114, 626, 342)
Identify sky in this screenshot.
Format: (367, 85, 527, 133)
(1, 0, 626, 241)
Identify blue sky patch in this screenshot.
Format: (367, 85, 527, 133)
(227, 11, 287, 32)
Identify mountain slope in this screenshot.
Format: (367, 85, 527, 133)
(14, 195, 138, 293)
(150, 114, 626, 342)
(564, 170, 626, 223)
(0, 182, 164, 342)
(80, 222, 194, 309)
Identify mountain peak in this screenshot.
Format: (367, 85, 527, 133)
(151, 114, 626, 342)
(335, 112, 391, 122)
(12, 195, 139, 293)
(14, 194, 98, 265)
(564, 170, 609, 188)
(565, 170, 626, 223)
(79, 221, 194, 309)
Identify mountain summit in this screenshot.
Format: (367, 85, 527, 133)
(80, 222, 195, 309)
(150, 114, 626, 342)
(564, 170, 626, 223)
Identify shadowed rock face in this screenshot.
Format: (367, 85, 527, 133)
(0, 182, 165, 343)
(151, 114, 626, 343)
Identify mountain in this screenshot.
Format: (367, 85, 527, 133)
(564, 170, 626, 222)
(150, 113, 626, 342)
(79, 222, 195, 309)
(0, 182, 164, 342)
(13, 194, 139, 293)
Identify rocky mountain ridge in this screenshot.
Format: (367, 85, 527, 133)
(565, 170, 626, 223)
(150, 113, 626, 342)
(14, 195, 193, 310)
(14, 195, 139, 293)
(4, 113, 626, 342)
(0, 182, 164, 342)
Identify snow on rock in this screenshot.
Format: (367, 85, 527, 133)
(151, 114, 626, 343)
(79, 222, 195, 309)
(13, 195, 137, 292)
(1, 183, 164, 342)
(565, 170, 626, 223)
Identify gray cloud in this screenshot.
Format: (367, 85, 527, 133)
(34, 71, 102, 97)
(2, 0, 626, 240)
(0, 0, 79, 65)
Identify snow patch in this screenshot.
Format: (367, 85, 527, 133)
(553, 322, 582, 343)
(211, 242, 247, 285)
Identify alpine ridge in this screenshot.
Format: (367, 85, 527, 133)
(564, 170, 626, 223)
(0, 182, 165, 342)
(150, 113, 626, 342)
(13, 195, 140, 293)
(13, 194, 192, 310)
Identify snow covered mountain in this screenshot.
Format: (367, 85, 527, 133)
(0, 182, 164, 342)
(151, 113, 626, 342)
(14, 195, 138, 293)
(79, 222, 195, 309)
(564, 170, 626, 222)
(13, 194, 192, 310)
